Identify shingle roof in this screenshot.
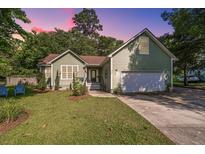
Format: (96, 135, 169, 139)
(38, 54, 59, 65)
(80, 55, 107, 65)
(38, 53, 107, 65)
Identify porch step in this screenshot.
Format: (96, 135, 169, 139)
(87, 83, 101, 90)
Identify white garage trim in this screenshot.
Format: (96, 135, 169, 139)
(121, 71, 166, 93)
(110, 57, 113, 92)
(51, 64, 53, 88)
(171, 59, 173, 89)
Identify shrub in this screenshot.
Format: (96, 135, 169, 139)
(72, 80, 86, 96)
(113, 83, 122, 95)
(55, 70, 60, 90)
(0, 99, 24, 123)
(37, 72, 47, 90)
(72, 74, 86, 96)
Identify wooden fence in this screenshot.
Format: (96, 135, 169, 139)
(6, 76, 37, 86)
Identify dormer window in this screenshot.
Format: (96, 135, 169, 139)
(139, 36, 149, 55)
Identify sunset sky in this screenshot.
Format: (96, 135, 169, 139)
(17, 8, 174, 41)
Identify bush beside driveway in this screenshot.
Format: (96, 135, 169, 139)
(118, 87, 205, 144)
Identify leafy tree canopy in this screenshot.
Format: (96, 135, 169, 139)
(161, 8, 205, 85)
(4, 9, 123, 77)
(72, 8, 103, 38)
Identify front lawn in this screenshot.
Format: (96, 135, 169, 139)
(0, 89, 173, 144)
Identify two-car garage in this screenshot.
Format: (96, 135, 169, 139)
(121, 71, 166, 93)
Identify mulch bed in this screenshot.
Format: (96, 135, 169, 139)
(68, 94, 90, 101)
(0, 111, 29, 134)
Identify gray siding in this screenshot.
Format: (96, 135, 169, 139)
(52, 52, 85, 89)
(112, 34, 171, 91)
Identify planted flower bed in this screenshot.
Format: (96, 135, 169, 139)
(0, 99, 28, 133)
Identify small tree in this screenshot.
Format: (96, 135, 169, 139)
(55, 70, 60, 90)
(37, 72, 47, 90)
(72, 73, 86, 96)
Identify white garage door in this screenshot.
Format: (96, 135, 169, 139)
(121, 72, 166, 93)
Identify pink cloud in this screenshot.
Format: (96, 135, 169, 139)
(19, 9, 76, 33)
(31, 26, 52, 33)
(67, 18, 75, 30)
(63, 8, 75, 29)
(59, 8, 75, 31)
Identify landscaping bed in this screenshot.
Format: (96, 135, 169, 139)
(68, 94, 89, 101)
(0, 111, 29, 134)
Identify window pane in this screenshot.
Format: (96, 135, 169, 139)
(62, 66, 67, 73)
(67, 66, 72, 73)
(62, 73, 67, 79)
(68, 72, 72, 78)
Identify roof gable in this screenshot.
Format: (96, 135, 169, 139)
(108, 28, 177, 60)
(38, 50, 108, 66)
(38, 54, 59, 65)
(48, 50, 87, 64)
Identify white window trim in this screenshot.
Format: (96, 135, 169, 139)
(60, 65, 79, 80)
(171, 59, 173, 89)
(110, 57, 113, 92)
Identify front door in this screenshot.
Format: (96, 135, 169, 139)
(91, 69, 96, 82)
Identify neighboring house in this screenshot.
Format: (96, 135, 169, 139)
(187, 54, 205, 81)
(38, 28, 177, 93)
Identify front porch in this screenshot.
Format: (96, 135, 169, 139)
(86, 67, 103, 90)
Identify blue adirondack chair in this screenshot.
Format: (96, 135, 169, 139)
(0, 85, 8, 97)
(14, 84, 25, 96)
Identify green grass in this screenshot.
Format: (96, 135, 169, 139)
(174, 81, 205, 90)
(0, 88, 173, 144)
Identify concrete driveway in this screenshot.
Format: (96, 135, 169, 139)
(118, 87, 205, 144)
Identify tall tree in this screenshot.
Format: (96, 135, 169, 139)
(72, 9, 103, 38)
(4, 9, 123, 76)
(161, 9, 205, 86)
(97, 36, 123, 56)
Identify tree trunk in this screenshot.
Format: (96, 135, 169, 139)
(183, 65, 188, 86)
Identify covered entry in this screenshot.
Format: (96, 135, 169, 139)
(121, 71, 166, 93)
